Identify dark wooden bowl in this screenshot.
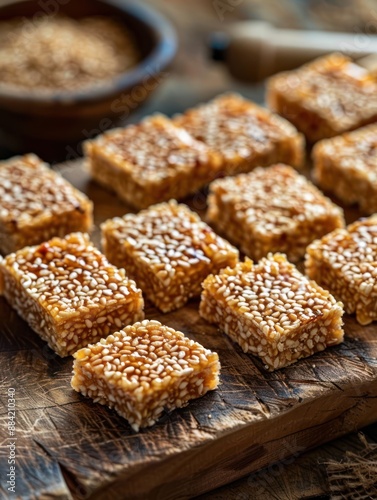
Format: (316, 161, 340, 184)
(0, 0, 177, 160)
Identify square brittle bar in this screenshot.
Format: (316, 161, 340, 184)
(173, 92, 304, 175)
(200, 254, 344, 371)
(0, 154, 93, 255)
(306, 216, 377, 325)
(313, 124, 377, 214)
(0, 233, 144, 356)
(207, 164, 344, 263)
(101, 200, 239, 313)
(84, 114, 222, 210)
(267, 53, 377, 142)
(71, 320, 220, 431)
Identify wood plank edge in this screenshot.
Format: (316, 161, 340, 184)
(88, 378, 377, 499)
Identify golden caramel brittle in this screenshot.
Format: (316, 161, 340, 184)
(0, 233, 144, 356)
(267, 53, 377, 142)
(85, 115, 222, 209)
(313, 124, 377, 214)
(200, 254, 344, 371)
(207, 164, 344, 262)
(173, 92, 304, 174)
(71, 320, 220, 431)
(101, 200, 239, 312)
(306, 216, 377, 325)
(0, 154, 92, 254)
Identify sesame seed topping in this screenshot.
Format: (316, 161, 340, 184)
(0, 232, 145, 356)
(71, 320, 220, 430)
(306, 215, 377, 325)
(268, 53, 377, 141)
(101, 200, 238, 312)
(0, 154, 91, 227)
(202, 254, 339, 337)
(173, 93, 302, 166)
(207, 164, 344, 262)
(86, 114, 218, 182)
(200, 253, 344, 370)
(313, 124, 377, 215)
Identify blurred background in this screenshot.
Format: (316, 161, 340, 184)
(1, 0, 377, 160)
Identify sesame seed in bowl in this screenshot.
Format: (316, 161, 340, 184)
(0, 0, 176, 158)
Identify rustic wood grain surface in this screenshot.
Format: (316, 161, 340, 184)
(0, 1, 377, 498)
(0, 161, 376, 499)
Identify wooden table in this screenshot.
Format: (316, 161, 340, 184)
(0, 1, 376, 498)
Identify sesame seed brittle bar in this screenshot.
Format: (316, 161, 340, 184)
(267, 53, 377, 143)
(306, 216, 377, 326)
(0, 154, 93, 255)
(0, 233, 144, 357)
(313, 124, 377, 215)
(84, 115, 222, 210)
(101, 201, 239, 313)
(173, 93, 304, 175)
(207, 164, 344, 263)
(71, 320, 220, 431)
(200, 254, 344, 371)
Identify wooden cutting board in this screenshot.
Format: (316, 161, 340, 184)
(0, 160, 376, 500)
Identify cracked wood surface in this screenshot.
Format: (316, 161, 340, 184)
(0, 161, 376, 499)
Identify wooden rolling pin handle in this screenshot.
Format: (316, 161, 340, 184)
(210, 21, 377, 82)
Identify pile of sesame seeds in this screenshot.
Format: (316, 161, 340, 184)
(0, 16, 139, 92)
